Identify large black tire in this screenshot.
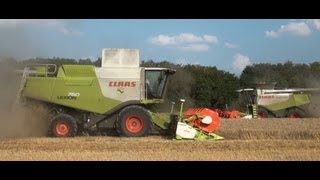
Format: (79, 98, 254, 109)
(115, 105, 152, 137)
(257, 107, 270, 118)
(48, 113, 78, 137)
(286, 108, 305, 118)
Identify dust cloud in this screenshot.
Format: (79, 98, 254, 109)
(0, 61, 48, 138)
(152, 69, 195, 113)
(305, 78, 320, 117)
(306, 95, 320, 117)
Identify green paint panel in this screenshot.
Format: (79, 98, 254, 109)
(50, 78, 121, 114)
(265, 94, 311, 111)
(64, 78, 94, 86)
(34, 66, 47, 76)
(61, 65, 96, 77)
(23, 77, 55, 102)
(293, 94, 311, 106)
(193, 131, 224, 141)
(23, 65, 121, 114)
(150, 112, 171, 130)
(141, 99, 163, 104)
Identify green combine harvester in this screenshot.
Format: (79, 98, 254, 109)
(237, 83, 320, 118)
(14, 48, 223, 140)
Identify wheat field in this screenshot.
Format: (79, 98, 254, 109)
(1, 118, 320, 161)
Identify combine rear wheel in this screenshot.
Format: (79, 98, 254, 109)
(48, 113, 78, 137)
(286, 108, 304, 118)
(116, 105, 152, 137)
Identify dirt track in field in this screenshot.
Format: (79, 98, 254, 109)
(1, 118, 320, 161)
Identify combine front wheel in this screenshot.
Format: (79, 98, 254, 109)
(116, 105, 152, 137)
(48, 113, 78, 137)
(257, 108, 270, 118)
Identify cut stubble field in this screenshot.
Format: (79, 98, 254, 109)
(1, 118, 320, 161)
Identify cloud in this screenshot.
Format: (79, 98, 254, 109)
(203, 35, 218, 43)
(224, 42, 238, 49)
(178, 44, 209, 52)
(0, 19, 83, 36)
(265, 30, 278, 38)
(58, 26, 83, 36)
(265, 22, 311, 38)
(0, 19, 39, 27)
(306, 19, 320, 30)
(149, 34, 176, 45)
(177, 33, 203, 43)
(148, 33, 218, 52)
(233, 53, 251, 72)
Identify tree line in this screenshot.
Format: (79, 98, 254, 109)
(1, 57, 320, 110)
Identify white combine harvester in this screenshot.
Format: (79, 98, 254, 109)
(237, 83, 320, 118)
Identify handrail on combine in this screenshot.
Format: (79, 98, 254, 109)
(15, 64, 57, 77)
(27, 64, 57, 77)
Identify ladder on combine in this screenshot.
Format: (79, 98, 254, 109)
(13, 67, 30, 107)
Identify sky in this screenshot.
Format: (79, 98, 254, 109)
(0, 19, 320, 75)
